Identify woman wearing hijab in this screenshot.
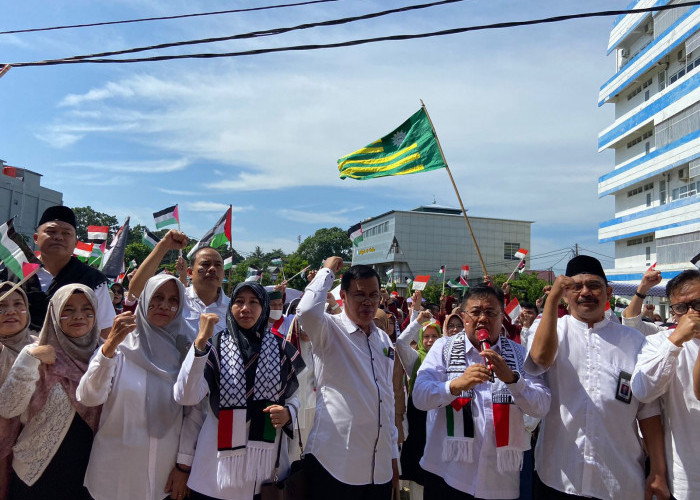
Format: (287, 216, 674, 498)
(443, 311, 464, 337)
(0, 283, 37, 500)
(109, 283, 124, 314)
(396, 292, 442, 500)
(76, 274, 201, 500)
(175, 281, 304, 500)
(0, 284, 101, 500)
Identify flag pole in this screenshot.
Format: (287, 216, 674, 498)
(504, 259, 522, 284)
(441, 266, 446, 296)
(0, 267, 39, 302)
(227, 205, 234, 295)
(420, 100, 488, 277)
(176, 203, 183, 259)
(287, 265, 310, 282)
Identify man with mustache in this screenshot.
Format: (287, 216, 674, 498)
(527, 255, 669, 500)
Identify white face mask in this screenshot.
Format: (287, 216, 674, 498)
(269, 309, 283, 321)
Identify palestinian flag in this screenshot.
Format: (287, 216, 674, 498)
(187, 207, 232, 258)
(102, 218, 130, 280)
(348, 223, 363, 247)
(271, 258, 283, 266)
(447, 278, 468, 289)
(153, 205, 179, 230)
(224, 256, 233, 271)
(142, 228, 160, 250)
(0, 219, 41, 279)
(87, 225, 109, 242)
(692, 252, 700, 270)
(412, 275, 430, 291)
(88, 242, 106, 269)
(505, 298, 521, 322)
(245, 267, 263, 282)
(74, 241, 94, 261)
(514, 248, 528, 260)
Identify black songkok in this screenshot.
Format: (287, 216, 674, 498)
(38, 205, 77, 229)
(565, 255, 607, 282)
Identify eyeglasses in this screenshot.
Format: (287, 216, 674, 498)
(570, 280, 606, 292)
(466, 309, 501, 319)
(349, 293, 381, 304)
(669, 298, 700, 315)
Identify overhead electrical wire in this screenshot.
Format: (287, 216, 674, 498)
(4, 1, 699, 68)
(0, 0, 344, 35)
(39, 0, 463, 62)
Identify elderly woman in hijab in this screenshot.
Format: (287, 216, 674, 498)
(76, 274, 202, 500)
(0, 284, 100, 500)
(0, 283, 37, 500)
(396, 291, 442, 500)
(175, 281, 304, 500)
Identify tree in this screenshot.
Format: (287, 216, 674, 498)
(124, 242, 153, 267)
(492, 272, 550, 304)
(295, 227, 351, 269)
(72, 206, 119, 242)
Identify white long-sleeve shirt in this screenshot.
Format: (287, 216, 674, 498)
(296, 268, 399, 485)
(525, 315, 660, 500)
(76, 348, 203, 500)
(173, 346, 298, 499)
(394, 311, 421, 377)
(183, 285, 229, 339)
(631, 330, 700, 500)
(414, 335, 550, 499)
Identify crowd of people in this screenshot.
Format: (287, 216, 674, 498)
(0, 204, 699, 500)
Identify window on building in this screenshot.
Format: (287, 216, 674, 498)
(627, 186, 643, 197)
(644, 182, 653, 191)
(504, 242, 520, 260)
(627, 85, 642, 100)
(627, 237, 643, 246)
(362, 221, 389, 239)
(646, 246, 651, 262)
(659, 180, 666, 205)
(626, 130, 653, 149)
(643, 235, 654, 243)
(646, 193, 652, 207)
(658, 69, 666, 91)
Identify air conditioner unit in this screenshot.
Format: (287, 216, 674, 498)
(621, 48, 630, 58)
(679, 167, 689, 181)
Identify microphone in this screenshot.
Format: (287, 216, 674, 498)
(477, 328, 495, 382)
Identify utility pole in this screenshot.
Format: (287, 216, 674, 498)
(574, 243, 579, 257)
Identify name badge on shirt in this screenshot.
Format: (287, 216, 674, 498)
(615, 370, 633, 404)
(383, 346, 395, 360)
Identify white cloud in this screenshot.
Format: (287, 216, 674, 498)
(278, 207, 363, 225)
(57, 158, 191, 173)
(157, 187, 201, 196)
(184, 201, 252, 212)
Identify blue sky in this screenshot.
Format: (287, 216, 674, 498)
(1, 0, 625, 272)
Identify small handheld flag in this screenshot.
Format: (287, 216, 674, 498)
(505, 298, 522, 322)
(0, 219, 41, 280)
(87, 226, 109, 242)
(142, 228, 161, 250)
(514, 248, 528, 260)
(153, 205, 179, 230)
(348, 223, 363, 247)
(73, 241, 94, 261)
(412, 275, 430, 291)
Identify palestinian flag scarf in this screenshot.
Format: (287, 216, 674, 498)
(203, 282, 304, 489)
(442, 333, 528, 472)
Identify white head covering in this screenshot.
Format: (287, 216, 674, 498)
(119, 274, 189, 437)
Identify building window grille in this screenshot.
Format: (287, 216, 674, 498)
(628, 186, 643, 197)
(646, 193, 652, 207)
(660, 180, 666, 205)
(504, 242, 520, 260)
(646, 246, 651, 261)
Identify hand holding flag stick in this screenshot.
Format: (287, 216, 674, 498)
(0, 264, 40, 302)
(287, 265, 311, 282)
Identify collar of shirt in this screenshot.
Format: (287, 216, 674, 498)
(339, 310, 382, 339)
(185, 285, 224, 307)
(567, 315, 610, 331)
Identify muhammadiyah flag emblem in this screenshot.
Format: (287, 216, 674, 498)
(338, 107, 446, 180)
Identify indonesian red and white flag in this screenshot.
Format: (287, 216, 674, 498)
(74, 241, 94, 259)
(505, 297, 521, 322)
(412, 275, 430, 291)
(88, 225, 109, 241)
(461, 265, 469, 278)
(514, 248, 528, 260)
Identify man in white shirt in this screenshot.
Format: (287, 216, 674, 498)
(296, 256, 399, 500)
(129, 229, 228, 338)
(527, 255, 669, 500)
(630, 268, 700, 500)
(413, 284, 550, 500)
(268, 286, 294, 338)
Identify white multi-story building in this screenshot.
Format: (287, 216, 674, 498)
(597, 1, 700, 288)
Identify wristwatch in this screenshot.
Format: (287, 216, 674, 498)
(507, 371, 521, 384)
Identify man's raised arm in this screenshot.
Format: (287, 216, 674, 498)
(129, 230, 188, 298)
(296, 256, 342, 350)
(623, 268, 662, 319)
(528, 275, 573, 369)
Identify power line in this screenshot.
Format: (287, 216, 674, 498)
(49, 0, 464, 62)
(0, 0, 344, 35)
(5, 1, 699, 68)
(578, 246, 615, 261)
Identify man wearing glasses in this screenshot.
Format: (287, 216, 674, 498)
(527, 255, 669, 500)
(630, 268, 700, 500)
(412, 284, 550, 499)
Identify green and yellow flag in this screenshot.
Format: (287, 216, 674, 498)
(338, 107, 446, 180)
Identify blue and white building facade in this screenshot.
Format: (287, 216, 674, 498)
(597, 0, 700, 288)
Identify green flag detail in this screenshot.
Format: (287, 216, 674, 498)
(338, 107, 446, 180)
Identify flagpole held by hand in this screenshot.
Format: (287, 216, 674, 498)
(420, 100, 488, 278)
(0, 266, 40, 302)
